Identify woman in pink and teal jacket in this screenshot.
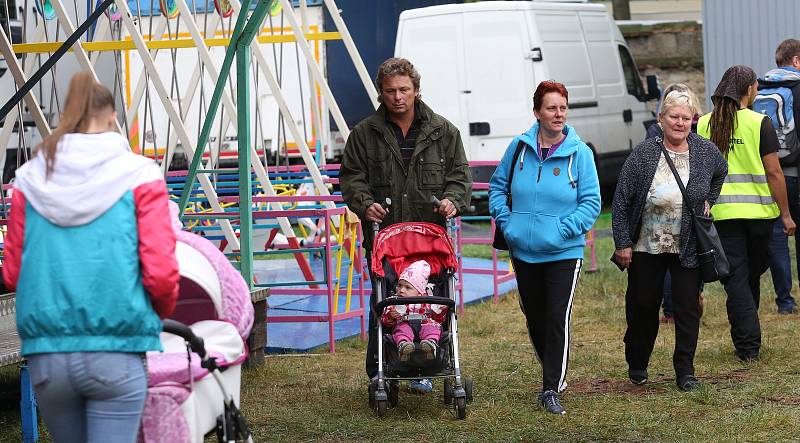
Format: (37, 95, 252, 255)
(3, 71, 179, 443)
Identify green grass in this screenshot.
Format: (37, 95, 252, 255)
(5, 225, 800, 442)
(238, 230, 800, 442)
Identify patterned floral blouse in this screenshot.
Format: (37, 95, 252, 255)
(634, 148, 690, 254)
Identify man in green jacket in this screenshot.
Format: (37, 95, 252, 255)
(340, 57, 472, 392)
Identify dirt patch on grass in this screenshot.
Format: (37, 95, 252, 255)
(702, 368, 752, 384)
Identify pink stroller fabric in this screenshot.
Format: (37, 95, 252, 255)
(172, 228, 254, 341)
(139, 204, 255, 442)
(138, 384, 191, 443)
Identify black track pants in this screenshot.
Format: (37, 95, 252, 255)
(624, 252, 702, 377)
(513, 258, 582, 392)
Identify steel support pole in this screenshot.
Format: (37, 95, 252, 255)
(48, 0, 125, 136)
(278, 0, 350, 140)
(237, 46, 253, 287)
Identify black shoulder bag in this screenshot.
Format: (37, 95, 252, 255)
(659, 142, 730, 283)
(492, 141, 525, 250)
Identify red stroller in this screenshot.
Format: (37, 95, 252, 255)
(368, 207, 474, 419)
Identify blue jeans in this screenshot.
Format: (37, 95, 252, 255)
(768, 176, 799, 311)
(27, 352, 147, 443)
(662, 271, 673, 317)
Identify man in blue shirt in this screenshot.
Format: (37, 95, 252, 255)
(764, 39, 800, 314)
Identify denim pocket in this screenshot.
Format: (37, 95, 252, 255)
(82, 352, 134, 386)
(26, 354, 52, 391)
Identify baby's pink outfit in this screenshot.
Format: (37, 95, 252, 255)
(380, 260, 447, 346)
(392, 322, 442, 344)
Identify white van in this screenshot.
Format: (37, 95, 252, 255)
(395, 0, 658, 187)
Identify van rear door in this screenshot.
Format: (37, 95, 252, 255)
(461, 9, 534, 161)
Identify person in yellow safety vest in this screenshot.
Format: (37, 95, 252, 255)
(697, 65, 797, 363)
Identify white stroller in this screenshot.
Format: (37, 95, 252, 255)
(137, 225, 255, 443)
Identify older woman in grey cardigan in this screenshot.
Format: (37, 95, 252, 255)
(612, 91, 727, 391)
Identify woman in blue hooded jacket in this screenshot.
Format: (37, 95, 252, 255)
(489, 80, 601, 415)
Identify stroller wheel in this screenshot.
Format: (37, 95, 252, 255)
(443, 378, 453, 405)
(454, 396, 467, 420)
(464, 378, 475, 403)
(374, 398, 389, 417)
(388, 381, 399, 407)
(368, 380, 377, 410)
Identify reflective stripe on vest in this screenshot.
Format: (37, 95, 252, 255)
(697, 108, 779, 220)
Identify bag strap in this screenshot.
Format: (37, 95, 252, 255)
(506, 140, 526, 194)
(658, 138, 696, 217)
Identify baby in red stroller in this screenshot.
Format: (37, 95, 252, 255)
(369, 221, 473, 419)
(381, 260, 448, 362)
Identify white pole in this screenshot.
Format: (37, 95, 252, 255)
(0, 29, 50, 180)
(124, 19, 172, 130)
(278, 0, 349, 140)
(299, 0, 325, 164)
(175, 0, 308, 241)
(0, 27, 51, 138)
(49, 0, 125, 137)
(115, 0, 241, 249)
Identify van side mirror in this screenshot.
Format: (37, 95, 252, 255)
(645, 75, 660, 101)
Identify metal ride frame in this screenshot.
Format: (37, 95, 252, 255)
(170, 0, 369, 352)
(179, 190, 367, 353)
(0, 0, 375, 331)
(0, 0, 378, 280)
(0, 1, 372, 439)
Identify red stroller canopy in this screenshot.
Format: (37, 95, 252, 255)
(371, 222, 458, 278)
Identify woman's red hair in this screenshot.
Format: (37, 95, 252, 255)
(533, 80, 568, 111)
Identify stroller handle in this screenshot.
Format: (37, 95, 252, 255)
(430, 195, 456, 238)
(162, 319, 207, 359)
(374, 295, 456, 313)
(371, 198, 392, 234)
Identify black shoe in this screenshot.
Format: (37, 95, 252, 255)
(735, 351, 760, 363)
(628, 368, 648, 386)
(538, 390, 566, 415)
(778, 306, 796, 314)
(677, 375, 702, 391)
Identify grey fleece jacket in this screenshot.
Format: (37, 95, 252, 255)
(612, 133, 728, 268)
